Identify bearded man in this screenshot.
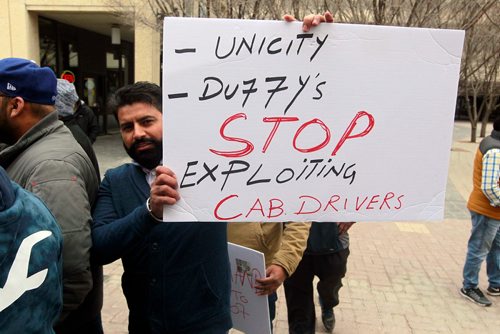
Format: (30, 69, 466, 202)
(91, 82, 232, 334)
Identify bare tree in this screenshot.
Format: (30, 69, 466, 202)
(453, 0, 499, 142)
(477, 3, 500, 137)
(323, 0, 499, 142)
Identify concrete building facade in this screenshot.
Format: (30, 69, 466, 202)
(1, 0, 161, 117)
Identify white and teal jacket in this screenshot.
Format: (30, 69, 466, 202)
(0, 167, 63, 333)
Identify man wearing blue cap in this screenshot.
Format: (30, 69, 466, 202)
(0, 57, 102, 333)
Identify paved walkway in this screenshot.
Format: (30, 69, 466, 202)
(94, 121, 500, 334)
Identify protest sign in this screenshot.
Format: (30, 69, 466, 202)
(162, 17, 464, 222)
(227, 243, 271, 334)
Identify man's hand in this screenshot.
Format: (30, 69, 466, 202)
(337, 221, 355, 234)
(149, 166, 180, 219)
(283, 11, 334, 32)
(255, 264, 287, 296)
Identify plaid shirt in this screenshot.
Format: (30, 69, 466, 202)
(481, 148, 500, 206)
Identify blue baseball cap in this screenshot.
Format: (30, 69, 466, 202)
(0, 57, 57, 105)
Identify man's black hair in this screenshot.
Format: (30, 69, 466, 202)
(107, 81, 162, 117)
(494, 116, 500, 131)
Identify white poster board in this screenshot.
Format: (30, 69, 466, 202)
(228, 242, 271, 334)
(162, 17, 464, 222)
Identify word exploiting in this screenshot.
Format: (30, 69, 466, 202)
(180, 158, 357, 192)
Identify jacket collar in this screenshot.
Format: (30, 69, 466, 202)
(128, 164, 152, 197)
(491, 129, 500, 141)
(131, 161, 162, 186)
(0, 112, 63, 169)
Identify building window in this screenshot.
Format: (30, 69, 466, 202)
(106, 52, 127, 70)
(68, 43, 79, 67)
(84, 77, 97, 107)
(39, 17, 57, 73)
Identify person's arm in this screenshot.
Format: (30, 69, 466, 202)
(255, 222, 311, 295)
(26, 160, 93, 320)
(92, 166, 180, 264)
(271, 221, 311, 275)
(481, 148, 500, 206)
(337, 221, 355, 234)
(91, 173, 157, 265)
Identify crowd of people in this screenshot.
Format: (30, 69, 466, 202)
(0, 10, 498, 334)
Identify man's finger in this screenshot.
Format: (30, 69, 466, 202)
(325, 11, 334, 23)
(302, 14, 314, 32)
(154, 173, 179, 189)
(155, 165, 175, 177)
(159, 186, 180, 200)
(314, 14, 326, 25)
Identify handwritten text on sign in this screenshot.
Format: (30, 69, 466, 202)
(162, 17, 464, 222)
(228, 243, 271, 334)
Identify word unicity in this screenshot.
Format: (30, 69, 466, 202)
(214, 32, 329, 62)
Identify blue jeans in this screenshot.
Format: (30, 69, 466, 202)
(462, 211, 500, 289)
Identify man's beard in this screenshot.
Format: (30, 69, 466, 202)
(124, 137, 162, 170)
(0, 106, 16, 145)
(0, 124, 16, 145)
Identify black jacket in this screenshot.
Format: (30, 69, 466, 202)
(71, 104, 100, 143)
(92, 164, 232, 333)
(305, 222, 344, 255)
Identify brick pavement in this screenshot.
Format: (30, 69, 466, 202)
(94, 121, 500, 334)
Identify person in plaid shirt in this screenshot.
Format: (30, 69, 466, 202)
(460, 117, 500, 306)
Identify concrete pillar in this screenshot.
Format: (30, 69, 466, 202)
(1, 1, 39, 61)
(134, 21, 161, 84)
(26, 12, 41, 63)
(0, 0, 39, 60)
(0, 0, 13, 59)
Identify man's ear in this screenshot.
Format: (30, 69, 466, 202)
(8, 97, 25, 118)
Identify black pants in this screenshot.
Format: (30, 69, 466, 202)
(54, 315, 103, 334)
(284, 248, 349, 334)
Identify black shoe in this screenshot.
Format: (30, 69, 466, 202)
(486, 286, 500, 296)
(460, 287, 492, 306)
(321, 308, 335, 333)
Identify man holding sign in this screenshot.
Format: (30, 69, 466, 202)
(92, 12, 333, 333)
(91, 82, 232, 333)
